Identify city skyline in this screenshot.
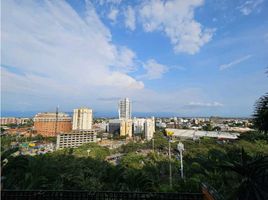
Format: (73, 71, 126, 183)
(2, 0, 268, 117)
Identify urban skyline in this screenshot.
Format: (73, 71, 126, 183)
(1, 1, 268, 198)
(2, 0, 268, 118)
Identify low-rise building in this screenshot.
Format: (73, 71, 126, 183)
(56, 130, 97, 149)
(165, 128, 239, 140)
(0, 117, 30, 125)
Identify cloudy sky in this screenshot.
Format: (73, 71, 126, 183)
(1, 0, 268, 117)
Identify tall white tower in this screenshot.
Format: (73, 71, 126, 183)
(118, 98, 131, 120)
(72, 107, 93, 130)
(145, 117, 155, 141)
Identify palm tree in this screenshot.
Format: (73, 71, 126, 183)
(221, 148, 268, 200)
(253, 93, 268, 134)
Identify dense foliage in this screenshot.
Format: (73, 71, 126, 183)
(253, 93, 268, 133)
(1, 130, 268, 199)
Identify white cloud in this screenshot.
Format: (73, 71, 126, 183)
(0, 0, 228, 116)
(107, 8, 119, 22)
(139, 0, 214, 54)
(98, 0, 122, 6)
(2, 0, 144, 111)
(219, 55, 252, 71)
(238, 0, 264, 15)
(124, 6, 136, 31)
(139, 59, 168, 80)
(188, 102, 223, 107)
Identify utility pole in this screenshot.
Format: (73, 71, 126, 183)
(177, 142, 184, 179)
(168, 138, 172, 188)
(152, 138, 155, 152)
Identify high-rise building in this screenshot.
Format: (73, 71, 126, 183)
(120, 119, 132, 138)
(133, 117, 146, 134)
(33, 112, 72, 137)
(72, 108, 93, 130)
(118, 98, 131, 120)
(144, 117, 155, 141)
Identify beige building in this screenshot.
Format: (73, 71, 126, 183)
(72, 108, 93, 130)
(120, 119, 132, 138)
(56, 130, 97, 149)
(145, 117, 155, 141)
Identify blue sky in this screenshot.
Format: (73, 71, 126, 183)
(1, 0, 268, 117)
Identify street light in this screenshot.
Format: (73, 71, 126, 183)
(166, 130, 174, 188)
(152, 138, 155, 152)
(177, 142, 184, 179)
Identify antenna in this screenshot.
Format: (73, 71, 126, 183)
(55, 105, 59, 135)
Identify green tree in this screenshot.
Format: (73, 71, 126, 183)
(253, 93, 268, 134)
(221, 148, 268, 200)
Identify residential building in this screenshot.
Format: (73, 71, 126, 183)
(72, 107, 93, 130)
(120, 119, 132, 138)
(133, 117, 146, 134)
(33, 112, 72, 137)
(0, 117, 17, 125)
(0, 117, 29, 125)
(56, 130, 97, 149)
(118, 98, 131, 119)
(145, 117, 155, 141)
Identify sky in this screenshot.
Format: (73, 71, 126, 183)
(1, 0, 268, 118)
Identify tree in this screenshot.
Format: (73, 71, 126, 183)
(221, 148, 268, 200)
(203, 123, 213, 131)
(253, 93, 268, 134)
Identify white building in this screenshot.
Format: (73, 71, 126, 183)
(72, 107, 93, 130)
(118, 98, 131, 120)
(133, 117, 146, 134)
(145, 117, 155, 141)
(165, 128, 239, 140)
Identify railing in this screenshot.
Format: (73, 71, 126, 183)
(1, 190, 204, 200)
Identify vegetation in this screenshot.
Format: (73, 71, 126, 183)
(1, 135, 56, 152)
(253, 93, 268, 134)
(2, 87, 268, 198)
(2, 130, 268, 199)
(221, 148, 268, 200)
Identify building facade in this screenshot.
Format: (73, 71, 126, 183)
(33, 112, 72, 137)
(118, 98, 131, 120)
(120, 119, 132, 138)
(0, 117, 30, 125)
(108, 119, 121, 135)
(72, 108, 93, 130)
(133, 117, 146, 134)
(56, 130, 97, 149)
(145, 117, 155, 141)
